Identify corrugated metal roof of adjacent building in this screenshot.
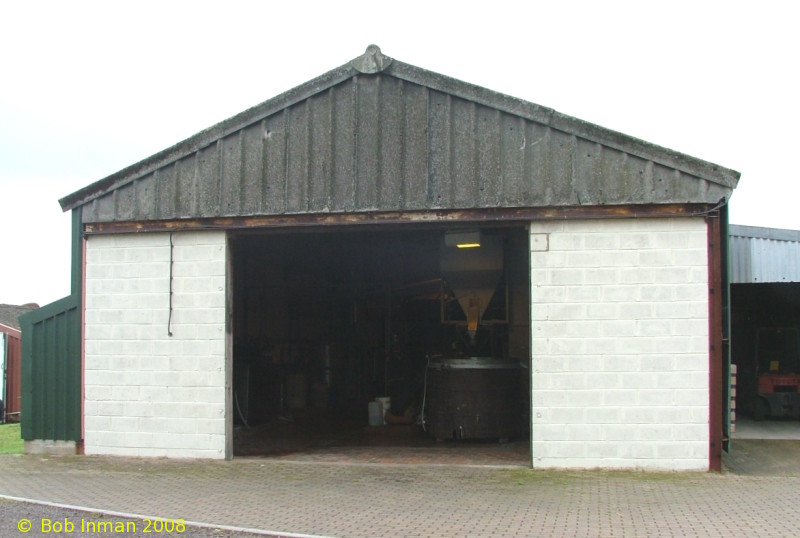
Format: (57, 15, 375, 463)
(60, 45, 740, 223)
(729, 224, 800, 284)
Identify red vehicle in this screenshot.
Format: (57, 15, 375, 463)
(753, 328, 800, 420)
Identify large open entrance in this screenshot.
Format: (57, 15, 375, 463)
(731, 283, 800, 427)
(229, 224, 531, 464)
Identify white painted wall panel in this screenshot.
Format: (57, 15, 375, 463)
(84, 231, 227, 459)
(530, 218, 709, 470)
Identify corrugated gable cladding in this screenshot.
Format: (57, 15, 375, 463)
(729, 225, 800, 284)
(61, 46, 738, 223)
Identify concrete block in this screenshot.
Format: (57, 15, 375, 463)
(123, 401, 156, 418)
(602, 389, 638, 406)
(601, 320, 637, 337)
(674, 248, 707, 266)
(680, 388, 710, 406)
(640, 355, 671, 371)
(138, 417, 170, 434)
(621, 407, 658, 424)
(672, 318, 706, 336)
(548, 407, 586, 424)
(626, 442, 656, 459)
(564, 320, 603, 338)
(619, 233, 653, 250)
(601, 285, 639, 303)
(583, 407, 621, 424)
(531, 285, 567, 303)
(25, 440, 78, 456)
(565, 285, 602, 302)
(584, 269, 619, 285)
(531, 389, 569, 408)
(543, 441, 588, 458)
(549, 373, 589, 390)
(618, 267, 655, 284)
(83, 415, 111, 432)
(689, 266, 708, 283)
(619, 372, 658, 389)
(195, 418, 226, 435)
(675, 284, 708, 302)
(655, 407, 693, 424)
(567, 355, 603, 372)
(110, 385, 140, 402)
(548, 234, 584, 251)
(532, 250, 567, 269)
(672, 424, 709, 441)
(110, 416, 139, 433)
(564, 390, 605, 407)
(638, 390, 676, 406)
(583, 234, 619, 250)
(530, 233, 549, 251)
(138, 385, 169, 404)
(550, 268, 585, 286)
(599, 250, 639, 267)
(565, 424, 604, 441)
(123, 432, 154, 448)
(566, 251, 603, 268)
(547, 303, 586, 320)
(654, 441, 706, 460)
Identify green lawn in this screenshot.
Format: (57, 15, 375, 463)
(0, 423, 24, 454)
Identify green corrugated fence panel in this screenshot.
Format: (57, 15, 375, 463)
(20, 296, 81, 441)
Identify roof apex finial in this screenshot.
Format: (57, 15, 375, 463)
(351, 44, 391, 74)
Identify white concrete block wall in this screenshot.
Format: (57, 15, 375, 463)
(84, 231, 227, 459)
(530, 218, 709, 470)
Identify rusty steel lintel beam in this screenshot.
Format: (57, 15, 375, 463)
(83, 204, 714, 234)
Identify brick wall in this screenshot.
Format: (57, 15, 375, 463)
(84, 231, 227, 458)
(530, 218, 709, 470)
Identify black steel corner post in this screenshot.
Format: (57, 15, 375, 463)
(19, 209, 83, 445)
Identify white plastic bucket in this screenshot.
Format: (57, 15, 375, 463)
(376, 397, 391, 424)
(368, 401, 383, 426)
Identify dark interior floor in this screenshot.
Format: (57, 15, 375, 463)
(233, 408, 531, 466)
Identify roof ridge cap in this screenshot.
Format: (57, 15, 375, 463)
(350, 44, 392, 74)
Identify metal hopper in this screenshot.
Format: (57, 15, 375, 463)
(440, 231, 504, 342)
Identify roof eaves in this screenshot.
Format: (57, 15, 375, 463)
(0, 322, 21, 337)
(548, 112, 740, 190)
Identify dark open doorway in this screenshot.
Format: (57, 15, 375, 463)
(229, 224, 531, 464)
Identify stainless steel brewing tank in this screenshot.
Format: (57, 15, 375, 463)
(425, 357, 521, 441)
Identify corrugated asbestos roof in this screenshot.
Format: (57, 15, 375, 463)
(60, 45, 740, 223)
(729, 224, 800, 284)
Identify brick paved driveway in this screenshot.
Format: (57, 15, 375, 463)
(0, 443, 798, 537)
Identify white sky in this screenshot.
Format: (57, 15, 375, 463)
(1, 0, 798, 306)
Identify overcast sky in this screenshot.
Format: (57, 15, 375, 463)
(1, 1, 797, 306)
